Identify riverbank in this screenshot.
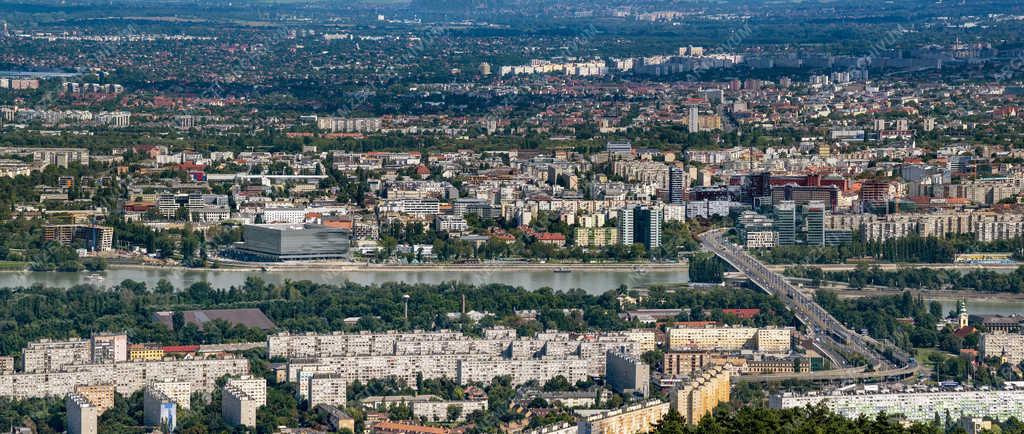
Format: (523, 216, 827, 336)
(104, 259, 688, 273)
(0, 264, 691, 294)
(765, 263, 1022, 272)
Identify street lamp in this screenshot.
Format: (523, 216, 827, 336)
(403, 294, 410, 321)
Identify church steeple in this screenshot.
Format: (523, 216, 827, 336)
(957, 299, 969, 329)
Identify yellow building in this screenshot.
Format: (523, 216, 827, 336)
(74, 384, 115, 414)
(574, 227, 619, 248)
(129, 345, 165, 362)
(624, 329, 658, 353)
(670, 365, 731, 425)
(668, 326, 791, 353)
(578, 400, 669, 434)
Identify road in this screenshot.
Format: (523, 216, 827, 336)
(764, 263, 1022, 272)
(698, 229, 917, 378)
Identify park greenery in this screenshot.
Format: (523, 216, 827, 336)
(0, 279, 792, 359)
(815, 290, 1021, 387)
(786, 264, 1024, 293)
(687, 252, 729, 283)
(755, 235, 1024, 265)
(652, 404, 968, 434)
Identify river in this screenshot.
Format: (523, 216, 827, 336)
(0, 267, 690, 294)
(6, 267, 1023, 316)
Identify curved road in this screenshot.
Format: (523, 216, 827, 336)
(698, 229, 918, 381)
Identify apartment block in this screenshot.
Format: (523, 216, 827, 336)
(770, 390, 1024, 422)
(980, 332, 1024, 364)
(623, 329, 658, 353)
(0, 356, 13, 374)
(272, 328, 641, 390)
(148, 380, 192, 411)
(226, 376, 267, 407)
(574, 227, 620, 248)
(668, 326, 791, 353)
(73, 384, 114, 414)
(456, 358, 591, 386)
(143, 386, 179, 431)
(663, 352, 739, 377)
(411, 399, 488, 422)
(90, 333, 128, 364)
(578, 400, 669, 434)
(606, 351, 650, 398)
(128, 345, 165, 362)
(43, 225, 113, 251)
(22, 338, 91, 373)
(222, 382, 263, 428)
(306, 373, 347, 409)
(0, 357, 249, 399)
(66, 392, 99, 434)
(670, 365, 731, 425)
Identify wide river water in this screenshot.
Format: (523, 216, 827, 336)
(0, 267, 690, 295)
(3, 267, 1022, 316)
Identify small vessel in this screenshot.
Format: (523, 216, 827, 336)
(633, 265, 648, 273)
(86, 273, 105, 281)
(553, 267, 572, 273)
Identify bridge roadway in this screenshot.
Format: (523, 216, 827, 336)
(698, 229, 919, 382)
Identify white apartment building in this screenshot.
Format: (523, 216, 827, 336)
(306, 373, 347, 408)
(980, 333, 1024, 364)
(23, 339, 91, 373)
(771, 390, 1024, 422)
(0, 357, 249, 399)
(411, 399, 488, 422)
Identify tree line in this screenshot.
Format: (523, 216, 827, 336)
(787, 264, 1024, 293)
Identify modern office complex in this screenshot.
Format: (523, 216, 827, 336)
(805, 201, 826, 246)
(233, 223, 350, 261)
(43, 225, 114, 251)
(774, 201, 797, 245)
(618, 205, 662, 250)
(668, 167, 687, 205)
